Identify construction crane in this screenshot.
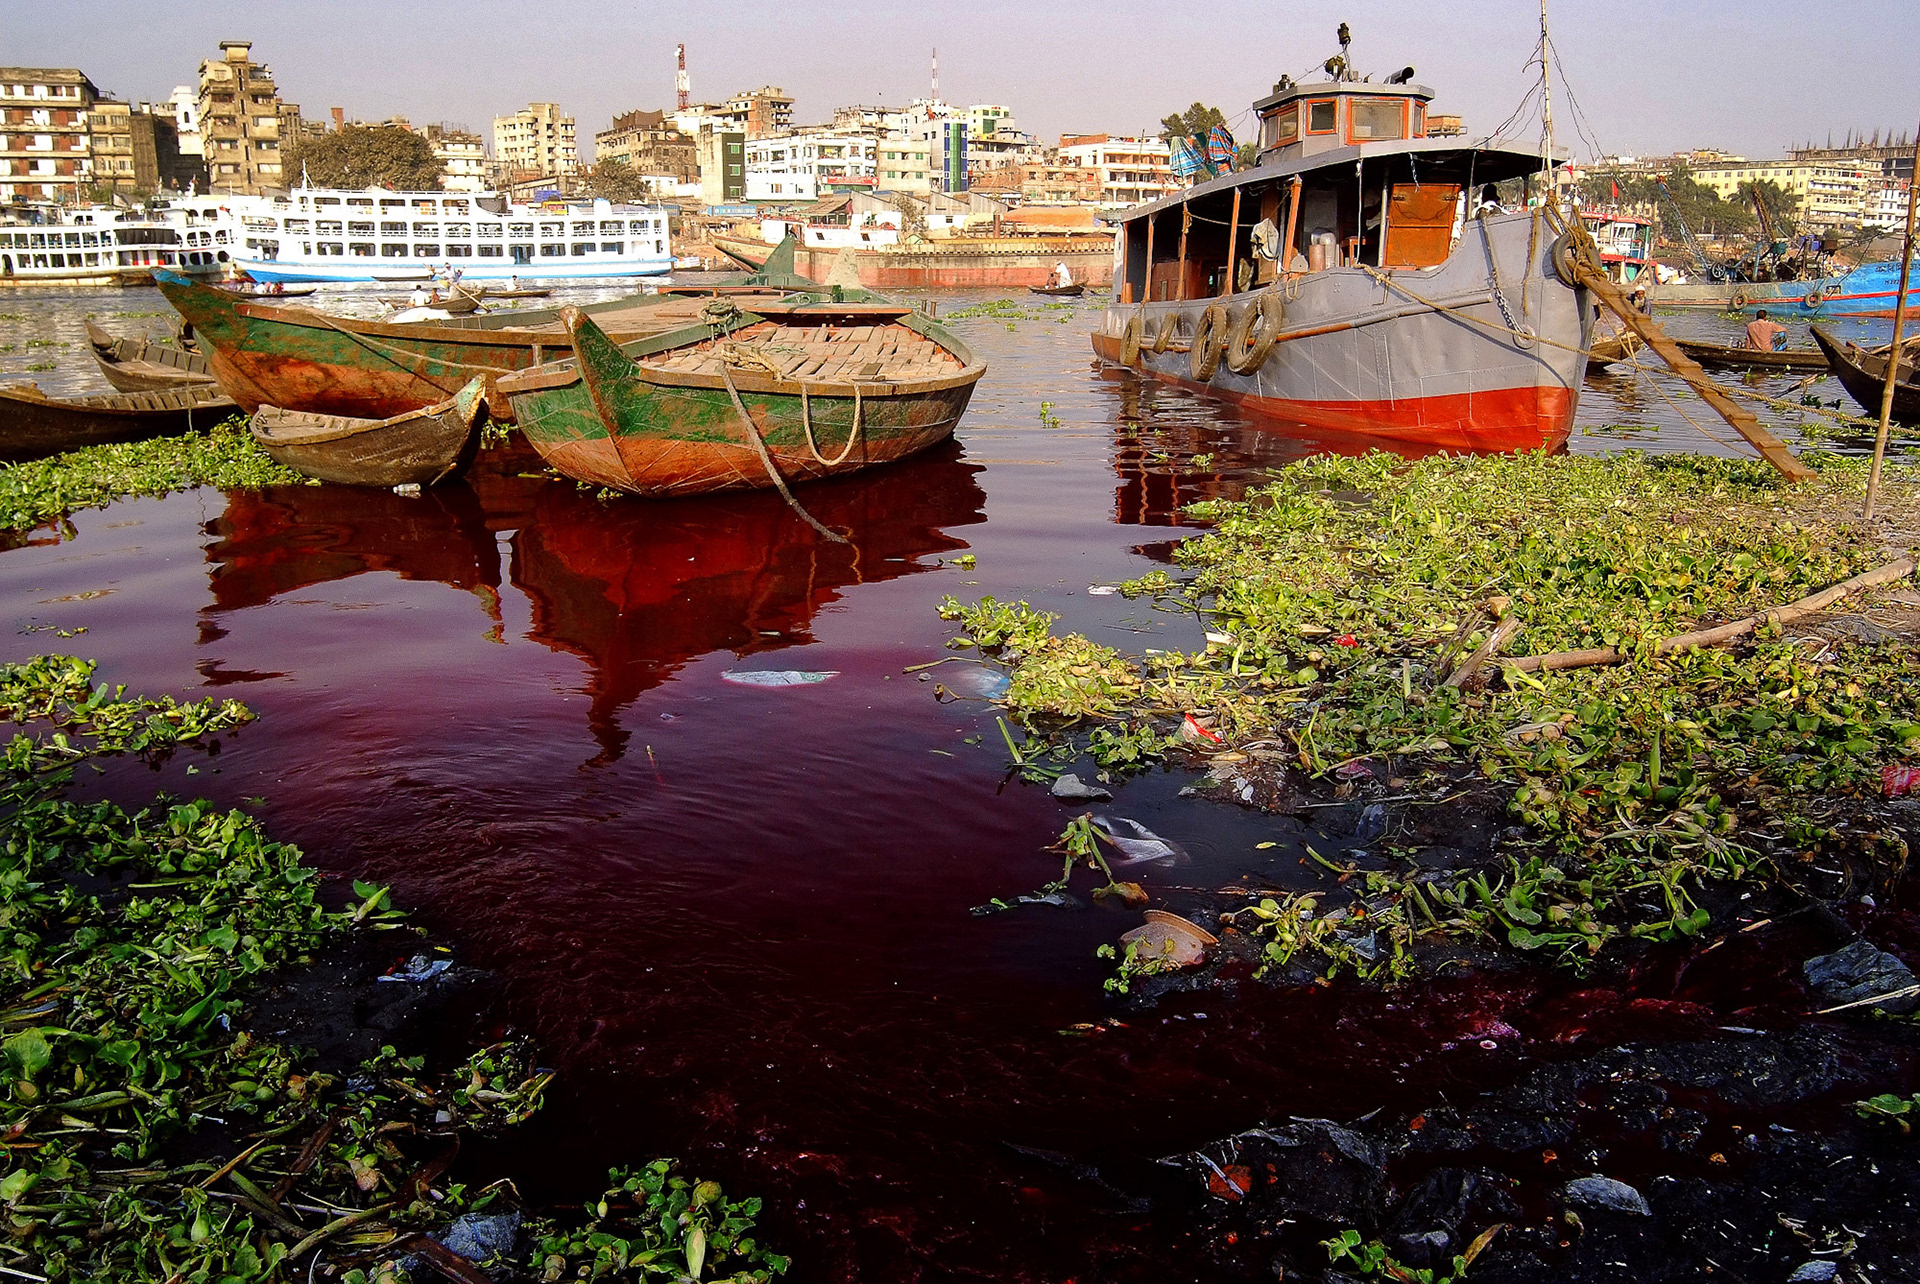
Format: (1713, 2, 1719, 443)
(1654, 177, 1729, 282)
(675, 44, 690, 112)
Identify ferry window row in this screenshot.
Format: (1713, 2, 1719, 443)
(1, 249, 219, 268)
(1260, 96, 1424, 149)
(244, 216, 663, 236)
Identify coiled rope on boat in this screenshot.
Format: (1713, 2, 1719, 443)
(715, 349, 850, 545)
(720, 339, 866, 468)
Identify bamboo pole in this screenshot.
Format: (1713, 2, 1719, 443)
(1559, 232, 1815, 482)
(1176, 204, 1191, 302)
(1224, 186, 1242, 295)
(1143, 214, 1155, 303)
(1281, 176, 1303, 283)
(1865, 126, 1920, 521)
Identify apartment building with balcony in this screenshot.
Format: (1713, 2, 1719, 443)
(0, 68, 98, 203)
(196, 40, 287, 194)
(493, 102, 578, 186)
(1057, 134, 1179, 209)
(744, 129, 875, 201)
(1693, 156, 1877, 231)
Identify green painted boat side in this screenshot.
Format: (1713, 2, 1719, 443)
(499, 300, 985, 497)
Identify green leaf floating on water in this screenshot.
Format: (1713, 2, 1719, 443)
(2, 1029, 51, 1083)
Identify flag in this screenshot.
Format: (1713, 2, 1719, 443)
(1610, 178, 1619, 201)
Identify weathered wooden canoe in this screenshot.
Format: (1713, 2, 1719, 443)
(497, 298, 985, 497)
(1029, 283, 1086, 297)
(218, 284, 319, 299)
(1587, 331, 1642, 369)
(0, 380, 236, 461)
(1674, 338, 1826, 372)
(153, 269, 800, 423)
(251, 375, 486, 486)
(85, 318, 218, 392)
(1810, 326, 1920, 423)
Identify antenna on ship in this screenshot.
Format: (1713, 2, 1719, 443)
(676, 44, 690, 112)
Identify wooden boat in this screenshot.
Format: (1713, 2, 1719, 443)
(483, 288, 552, 300)
(1674, 338, 1826, 372)
(85, 319, 218, 392)
(218, 284, 319, 299)
(1810, 326, 1920, 423)
(1587, 331, 1642, 369)
(250, 376, 486, 486)
(1030, 283, 1086, 297)
(153, 257, 805, 423)
(496, 296, 985, 497)
(0, 381, 236, 461)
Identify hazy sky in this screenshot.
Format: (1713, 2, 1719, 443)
(14, 0, 1920, 161)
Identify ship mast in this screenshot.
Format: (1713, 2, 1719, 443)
(1539, 0, 1555, 187)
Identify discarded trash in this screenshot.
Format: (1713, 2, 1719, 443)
(391, 482, 422, 498)
(1119, 909, 1218, 970)
(378, 955, 452, 983)
(1179, 713, 1223, 744)
(721, 669, 840, 687)
(1051, 773, 1113, 802)
(1092, 815, 1190, 866)
(970, 886, 1083, 915)
(1087, 585, 1120, 595)
(1204, 631, 1233, 646)
(1334, 633, 1358, 647)
(939, 665, 1012, 699)
(1884, 763, 1920, 797)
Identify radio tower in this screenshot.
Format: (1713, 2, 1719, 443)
(930, 47, 939, 100)
(675, 44, 690, 111)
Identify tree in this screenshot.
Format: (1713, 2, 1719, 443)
(1159, 102, 1228, 146)
(283, 125, 443, 191)
(581, 159, 653, 204)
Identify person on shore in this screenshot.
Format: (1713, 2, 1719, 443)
(1745, 309, 1788, 352)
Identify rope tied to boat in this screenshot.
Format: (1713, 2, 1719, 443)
(715, 354, 850, 546)
(719, 339, 867, 467)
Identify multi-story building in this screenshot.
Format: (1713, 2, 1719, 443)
(695, 126, 745, 206)
(1692, 157, 1876, 231)
(168, 86, 202, 157)
(0, 68, 98, 204)
(422, 124, 487, 193)
(875, 136, 932, 196)
(1864, 181, 1914, 231)
(1057, 135, 1178, 208)
(197, 40, 287, 194)
(728, 87, 793, 140)
(744, 129, 876, 202)
(593, 109, 697, 184)
(85, 99, 135, 193)
(971, 159, 1101, 205)
(493, 102, 577, 183)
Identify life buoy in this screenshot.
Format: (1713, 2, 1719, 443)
(1802, 285, 1828, 309)
(1189, 304, 1230, 381)
(1729, 289, 1749, 310)
(1121, 311, 1144, 366)
(1225, 291, 1285, 374)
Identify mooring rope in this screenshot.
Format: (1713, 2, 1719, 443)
(715, 357, 849, 545)
(799, 382, 864, 466)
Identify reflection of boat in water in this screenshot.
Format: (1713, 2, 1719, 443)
(512, 444, 984, 763)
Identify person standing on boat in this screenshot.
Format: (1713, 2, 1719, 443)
(1744, 309, 1788, 352)
(1052, 261, 1072, 288)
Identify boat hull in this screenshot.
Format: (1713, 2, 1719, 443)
(251, 379, 485, 486)
(504, 306, 985, 498)
(1093, 211, 1585, 453)
(1809, 326, 1920, 422)
(229, 256, 673, 285)
(713, 234, 1115, 289)
(0, 383, 236, 462)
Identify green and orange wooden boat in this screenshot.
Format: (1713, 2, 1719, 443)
(495, 295, 984, 497)
(152, 248, 813, 424)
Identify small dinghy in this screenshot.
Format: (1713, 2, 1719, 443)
(0, 381, 236, 461)
(1029, 282, 1085, 297)
(250, 376, 486, 486)
(85, 319, 218, 392)
(1810, 326, 1920, 423)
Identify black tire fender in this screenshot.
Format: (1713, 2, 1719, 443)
(1189, 304, 1230, 381)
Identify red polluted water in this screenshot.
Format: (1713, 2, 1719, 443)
(0, 295, 1853, 1280)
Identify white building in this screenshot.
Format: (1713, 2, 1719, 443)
(744, 129, 875, 202)
(1865, 181, 1914, 232)
(492, 102, 577, 179)
(425, 129, 487, 193)
(1058, 135, 1179, 208)
(169, 85, 202, 157)
(876, 135, 932, 196)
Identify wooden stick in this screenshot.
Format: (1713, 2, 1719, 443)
(1508, 555, 1918, 673)
(1281, 176, 1303, 284)
(1565, 247, 1814, 483)
(1143, 214, 1155, 305)
(1224, 186, 1242, 296)
(1444, 615, 1524, 689)
(1176, 204, 1191, 303)
(1866, 125, 1920, 520)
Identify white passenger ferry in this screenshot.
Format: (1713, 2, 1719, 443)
(221, 187, 676, 283)
(0, 201, 231, 286)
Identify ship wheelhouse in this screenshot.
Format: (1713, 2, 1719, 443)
(1115, 77, 1552, 304)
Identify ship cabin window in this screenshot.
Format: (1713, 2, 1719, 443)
(317, 242, 344, 256)
(509, 223, 534, 237)
(283, 219, 310, 233)
(411, 223, 439, 237)
(1263, 106, 1299, 150)
(446, 223, 471, 238)
(380, 221, 406, 235)
(602, 241, 622, 254)
(443, 200, 469, 215)
(412, 199, 436, 213)
(599, 221, 623, 234)
(572, 242, 593, 256)
(315, 197, 341, 207)
(347, 198, 374, 210)
(1306, 100, 1338, 134)
(477, 225, 501, 238)
(350, 242, 374, 256)
(1348, 98, 1407, 143)
(478, 245, 503, 257)
(349, 221, 374, 235)
(316, 221, 342, 235)
(414, 244, 438, 257)
(570, 221, 595, 235)
(540, 243, 564, 257)
(512, 245, 533, 264)
(379, 199, 406, 213)
(1411, 103, 1426, 137)
(538, 222, 563, 237)
(381, 243, 408, 257)
(446, 244, 472, 257)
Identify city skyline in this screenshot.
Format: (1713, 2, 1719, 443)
(12, 0, 1919, 163)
